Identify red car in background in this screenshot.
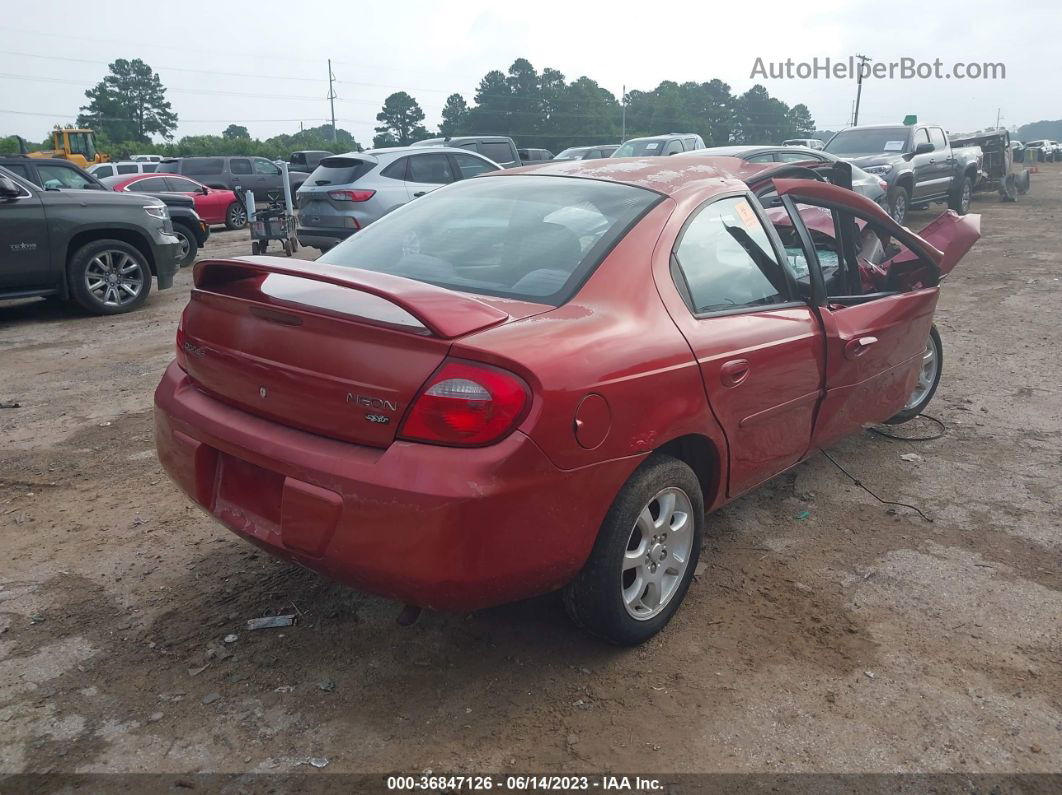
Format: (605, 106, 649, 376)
(100, 173, 245, 229)
(154, 156, 980, 645)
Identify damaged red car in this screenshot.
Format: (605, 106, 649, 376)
(154, 156, 979, 645)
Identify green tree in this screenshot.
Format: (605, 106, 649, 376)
(373, 92, 428, 147)
(734, 85, 791, 144)
(468, 70, 511, 135)
(786, 104, 816, 137)
(439, 93, 468, 137)
(77, 58, 178, 143)
(506, 58, 542, 139)
(223, 124, 250, 139)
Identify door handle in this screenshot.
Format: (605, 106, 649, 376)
(412, 191, 427, 198)
(720, 359, 750, 388)
(844, 336, 878, 360)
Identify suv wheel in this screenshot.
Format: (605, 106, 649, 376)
(226, 202, 247, 230)
(172, 222, 199, 267)
(68, 239, 151, 315)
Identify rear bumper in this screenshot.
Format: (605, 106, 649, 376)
(153, 362, 636, 610)
(295, 226, 355, 249)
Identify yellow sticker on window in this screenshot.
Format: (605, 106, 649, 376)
(734, 200, 758, 230)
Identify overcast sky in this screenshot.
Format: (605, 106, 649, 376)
(1, 0, 1058, 146)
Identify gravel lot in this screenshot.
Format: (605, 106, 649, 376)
(1, 167, 1059, 778)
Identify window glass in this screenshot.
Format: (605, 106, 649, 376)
(614, 139, 665, 157)
(4, 163, 30, 180)
(915, 128, 931, 147)
(480, 141, 515, 163)
(745, 153, 775, 164)
(143, 163, 158, 173)
(928, 127, 947, 150)
(318, 175, 659, 305)
(824, 127, 910, 155)
(777, 150, 825, 163)
(37, 165, 94, 189)
(230, 159, 252, 175)
(674, 196, 788, 313)
(184, 158, 224, 176)
(126, 176, 170, 191)
(167, 177, 202, 192)
(116, 163, 138, 174)
(451, 153, 497, 179)
(93, 165, 114, 178)
(407, 153, 455, 184)
(254, 158, 280, 175)
(380, 157, 408, 181)
(664, 140, 684, 155)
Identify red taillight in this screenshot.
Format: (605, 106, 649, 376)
(398, 359, 531, 447)
(175, 313, 187, 371)
(328, 189, 376, 202)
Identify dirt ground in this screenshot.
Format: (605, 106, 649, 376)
(1, 167, 1059, 779)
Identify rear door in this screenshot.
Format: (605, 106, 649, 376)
(665, 193, 824, 496)
(774, 180, 941, 447)
(404, 153, 456, 198)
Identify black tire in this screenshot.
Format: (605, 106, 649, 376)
(172, 222, 199, 267)
(225, 201, 248, 230)
(563, 454, 704, 645)
(948, 176, 973, 215)
(887, 184, 910, 225)
(67, 239, 152, 315)
(887, 326, 943, 425)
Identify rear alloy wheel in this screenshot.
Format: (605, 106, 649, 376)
(172, 223, 198, 267)
(949, 176, 973, 215)
(887, 326, 943, 424)
(563, 454, 703, 645)
(68, 239, 151, 315)
(225, 202, 248, 230)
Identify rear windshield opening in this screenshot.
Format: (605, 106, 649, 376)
(317, 175, 661, 306)
(307, 157, 376, 186)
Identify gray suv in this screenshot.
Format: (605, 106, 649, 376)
(157, 156, 309, 200)
(411, 136, 521, 168)
(296, 146, 500, 251)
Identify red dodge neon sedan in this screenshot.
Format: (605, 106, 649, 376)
(154, 156, 979, 644)
(102, 173, 244, 229)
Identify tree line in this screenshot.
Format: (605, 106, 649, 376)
(374, 57, 817, 151)
(2, 56, 820, 160)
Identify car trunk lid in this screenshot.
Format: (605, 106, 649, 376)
(178, 256, 542, 447)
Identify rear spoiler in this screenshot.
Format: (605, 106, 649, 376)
(193, 256, 509, 339)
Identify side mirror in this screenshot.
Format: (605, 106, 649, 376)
(913, 142, 934, 155)
(200, 186, 209, 195)
(0, 175, 21, 198)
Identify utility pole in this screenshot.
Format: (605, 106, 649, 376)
(621, 84, 626, 143)
(995, 108, 1002, 129)
(852, 54, 870, 126)
(327, 59, 338, 143)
